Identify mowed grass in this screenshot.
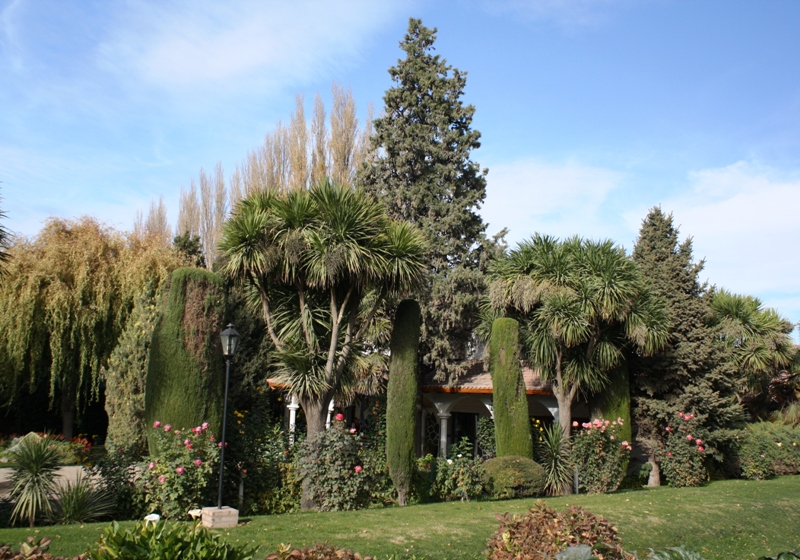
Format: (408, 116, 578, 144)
(0, 476, 798, 559)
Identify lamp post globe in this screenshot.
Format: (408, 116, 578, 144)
(218, 324, 240, 509)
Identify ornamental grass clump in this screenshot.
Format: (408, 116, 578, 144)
(571, 418, 632, 494)
(485, 501, 634, 560)
(660, 412, 708, 487)
(142, 421, 219, 519)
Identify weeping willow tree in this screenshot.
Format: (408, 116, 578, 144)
(0, 188, 10, 275)
(0, 218, 186, 438)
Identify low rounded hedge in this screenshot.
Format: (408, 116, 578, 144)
(482, 455, 546, 500)
(735, 422, 800, 480)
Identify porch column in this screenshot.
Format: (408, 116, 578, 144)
(325, 398, 335, 429)
(287, 395, 299, 445)
(438, 413, 451, 458)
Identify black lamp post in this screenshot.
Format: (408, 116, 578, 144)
(218, 323, 240, 509)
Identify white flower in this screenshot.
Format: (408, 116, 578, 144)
(447, 459, 453, 465)
(188, 509, 202, 520)
(144, 513, 161, 524)
(456, 454, 462, 458)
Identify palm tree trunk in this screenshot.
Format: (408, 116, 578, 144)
(555, 389, 572, 439)
(299, 398, 330, 511)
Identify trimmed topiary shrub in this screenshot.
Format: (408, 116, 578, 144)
(490, 318, 533, 459)
(386, 299, 422, 506)
(145, 268, 226, 452)
(485, 502, 635, 560)
(482, 455, 545, 500)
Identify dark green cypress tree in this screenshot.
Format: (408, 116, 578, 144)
(630, 207, 742, 484)
(590, 363, 632, 443)
(145, 268, 227, 452)
(386, 300, 422, 506)
(359, 18, 498, 382)
(490, 318, 533, 459)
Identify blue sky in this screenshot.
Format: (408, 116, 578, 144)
(2, 0, 799, 334)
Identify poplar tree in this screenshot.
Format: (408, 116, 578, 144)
(359, 18, 494, 382)
(630, 207, 743, 484)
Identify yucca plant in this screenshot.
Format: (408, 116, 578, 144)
(537, 424, 573, 496)
(9, 434, 60, 527)
(50, 473, 114, 524)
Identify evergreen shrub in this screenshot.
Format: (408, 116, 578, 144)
(571, 418, 632, 494)
(660, 412, 708, 487)
(386, 299, 422, 506)
(490, 318, 534, 459)
(482, 455, 545, 500)
(145, 268, 226, 452)
(735, 422, 800, 480)
(477, 416, 496, 459)
(297, 416, 370, 511)
(141, 421, 219, 519)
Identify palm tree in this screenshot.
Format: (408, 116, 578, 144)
(488, 235, 669, 437)
(220, 179, 427, 436)
(709, 289, 795, 395)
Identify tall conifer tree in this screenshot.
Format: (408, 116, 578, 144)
(359, 18, 495, 381)
(630, 207, 742, 484)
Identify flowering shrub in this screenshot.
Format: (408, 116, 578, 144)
(432, 437, 484, 502)
(142, 421, 219, 519)
(660, 412, 708, 487)
(297, 416, 370, 511)
(735, 422, 800, 480)
(571, 418, 632, 494)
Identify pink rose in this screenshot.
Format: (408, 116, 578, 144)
(174, 430, 180, 435)
(695, 439, 703, 445)
(335, 413, 344, 422)
(610, 435, 615, 440)
(148, 462, 156, 471)
(349, 428, 357, 434)
(153, 421, 161, 428)
(621, 440, 629, 447)
(354, 465, 363, 473)
(192, 427, 200, 434)
(582, 423, 590, 429)
(572, 421, 578, 427)
(176, 466, 185, 475)
(686, 434, 693, 441)
(186, 444, 193, 450)
(164, 424, 172, 432)
(194, 459, 202, 467)
(668, 452, 673, 457)
(665, 426, 671, 432)
(604, 420, 610, 426)
(617, 417, 624, 424)
(678, 412, 684, 418)
(697, 446, 705, 453)
(202, 422, 210, 430)
(184, 439, 191, 446)
(158, 475, 167, 483)
(209, 435, 215, 442)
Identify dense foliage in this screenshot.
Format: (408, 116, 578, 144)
(630, 208, 743, 485)
(489, 235, 669, 437)
(431, 437, 484, 502)
(144, 267, 227, 447)
(490, 318, 534, 459)
(360, 18, 496, 383)
(571, 418, 632, 494)
(734, 422, 800, 480)
(297, 415, 371, 511)
(481, 455, 546, 500)
(660, 412, 708, 487)
(386, 299, 422, 506)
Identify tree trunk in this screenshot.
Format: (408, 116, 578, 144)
(555, 390, 572, 439)
(299, 398, 330, 511)
(647, 455, 661, 487)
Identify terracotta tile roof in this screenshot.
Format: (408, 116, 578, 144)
(421, 361, 552, 395)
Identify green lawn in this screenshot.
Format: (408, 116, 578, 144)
(0, 476, 798, 559)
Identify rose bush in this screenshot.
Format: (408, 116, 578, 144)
(570, 418, 632, 494)
(660, 412, 708, 487)
(142, 421, 219, 519)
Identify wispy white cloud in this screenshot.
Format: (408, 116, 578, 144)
(619, 161, 800, 330)
(97, 0, 404, 96)
(482, 158, 625, 245)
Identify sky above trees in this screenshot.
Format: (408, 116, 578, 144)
(1, 0, 799, 332)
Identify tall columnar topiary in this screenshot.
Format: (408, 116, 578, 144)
(386, 299, 422, 506)
(145, 267, 227, 452)
(489, 318, 533, 459)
